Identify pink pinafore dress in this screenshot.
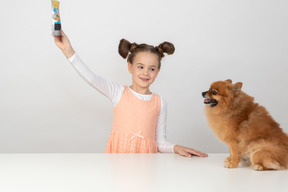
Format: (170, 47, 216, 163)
(105, 86, 161, 153)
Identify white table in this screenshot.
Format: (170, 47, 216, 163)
(0, 153, 287, 192)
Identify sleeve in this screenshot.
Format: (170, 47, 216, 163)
(156, 97, 175, 153)
(68, 53, 123, 104)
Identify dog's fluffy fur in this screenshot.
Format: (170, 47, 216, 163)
(203, 79, 288, 170)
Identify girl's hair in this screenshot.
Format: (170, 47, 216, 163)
(118, 39, 175, 69)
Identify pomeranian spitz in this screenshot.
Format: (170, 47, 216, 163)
(202, 79, 288, 170)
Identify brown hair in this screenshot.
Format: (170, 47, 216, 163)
(118, 39, 175, 69)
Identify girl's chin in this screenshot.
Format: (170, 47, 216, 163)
(134, 83, 150, 89)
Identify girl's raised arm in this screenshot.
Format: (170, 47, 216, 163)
(53, 30, 123, 103)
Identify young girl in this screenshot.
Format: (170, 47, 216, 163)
(53, 31, 208, 158)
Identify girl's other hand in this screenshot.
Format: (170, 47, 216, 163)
(53, 30, 75, 58)
(174, 145, 208, 158)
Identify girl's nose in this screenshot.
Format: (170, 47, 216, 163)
(143, 69, 149, 75)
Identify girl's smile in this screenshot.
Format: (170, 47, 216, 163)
(140, 77, 150, 82)
(128, 52, 160, 95)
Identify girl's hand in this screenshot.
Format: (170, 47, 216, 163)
(53, 30, 75, 58)
(174, 145, 208, 158)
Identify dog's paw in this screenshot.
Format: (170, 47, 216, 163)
(225, 161, 238, 168)
(253, 164, 264, 171)
(224, 157, 238, 168)
(224, 157, 231, 163)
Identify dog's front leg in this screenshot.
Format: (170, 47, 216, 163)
(225, 141, 240, 168)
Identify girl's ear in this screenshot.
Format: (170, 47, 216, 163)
(128, 62, 133, 74)
(157, 67, 161, 73)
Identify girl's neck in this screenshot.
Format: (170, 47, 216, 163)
(129, 85, 152, 95)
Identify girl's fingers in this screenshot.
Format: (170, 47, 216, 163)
(54, 35, 61, 42)
(60, 29, 65, 35)
(181, 150, 192, 158)
(186, 149, 208, 157)
(175, 145, 208, 158)
(60, 29, 67, 38)
(53, 30, 66, 43)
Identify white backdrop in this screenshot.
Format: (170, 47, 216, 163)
(0, 0, 287, 153)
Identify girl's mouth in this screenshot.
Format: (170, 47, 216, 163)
(140, 77, 150, 82)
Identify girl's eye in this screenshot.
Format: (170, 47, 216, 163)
(138, 66, 143, 69)
(150, 68, 155, 71)
(212, 90, 218, 95)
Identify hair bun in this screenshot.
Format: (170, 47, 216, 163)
(118, 39, 139, 59)
(118, 39, 131, 59)
(156, 42, 175, 58)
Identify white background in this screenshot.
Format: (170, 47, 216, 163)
(0, 0, 287, 153)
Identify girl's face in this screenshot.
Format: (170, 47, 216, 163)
(128, 52, 160, 93)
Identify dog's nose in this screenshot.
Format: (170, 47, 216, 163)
(202, 92, 207, 98)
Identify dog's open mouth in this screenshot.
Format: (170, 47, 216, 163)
(204, 99, 218, 107)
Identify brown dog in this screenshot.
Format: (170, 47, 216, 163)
(202, 79, 288, 170)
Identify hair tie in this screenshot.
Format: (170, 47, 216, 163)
(130, 43, 138, 52)
(155, 46, 164, 58)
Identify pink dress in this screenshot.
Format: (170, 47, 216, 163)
(105, 86, 161, 153)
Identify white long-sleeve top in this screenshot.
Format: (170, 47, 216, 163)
(68, 53, 175, 153)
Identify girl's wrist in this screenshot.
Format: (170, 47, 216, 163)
(63, 46, 75, 59)
(173, 145, 180, 154)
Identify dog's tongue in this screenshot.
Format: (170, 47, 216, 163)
(204, 99, 212, 104)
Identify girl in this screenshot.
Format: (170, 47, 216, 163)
(53, 31, 208, 157)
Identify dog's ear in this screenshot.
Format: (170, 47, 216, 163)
(225, 79, 232, 84)
(233, 82, 243, 94)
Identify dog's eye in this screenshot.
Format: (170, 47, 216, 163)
(212, 90, 218, 95)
